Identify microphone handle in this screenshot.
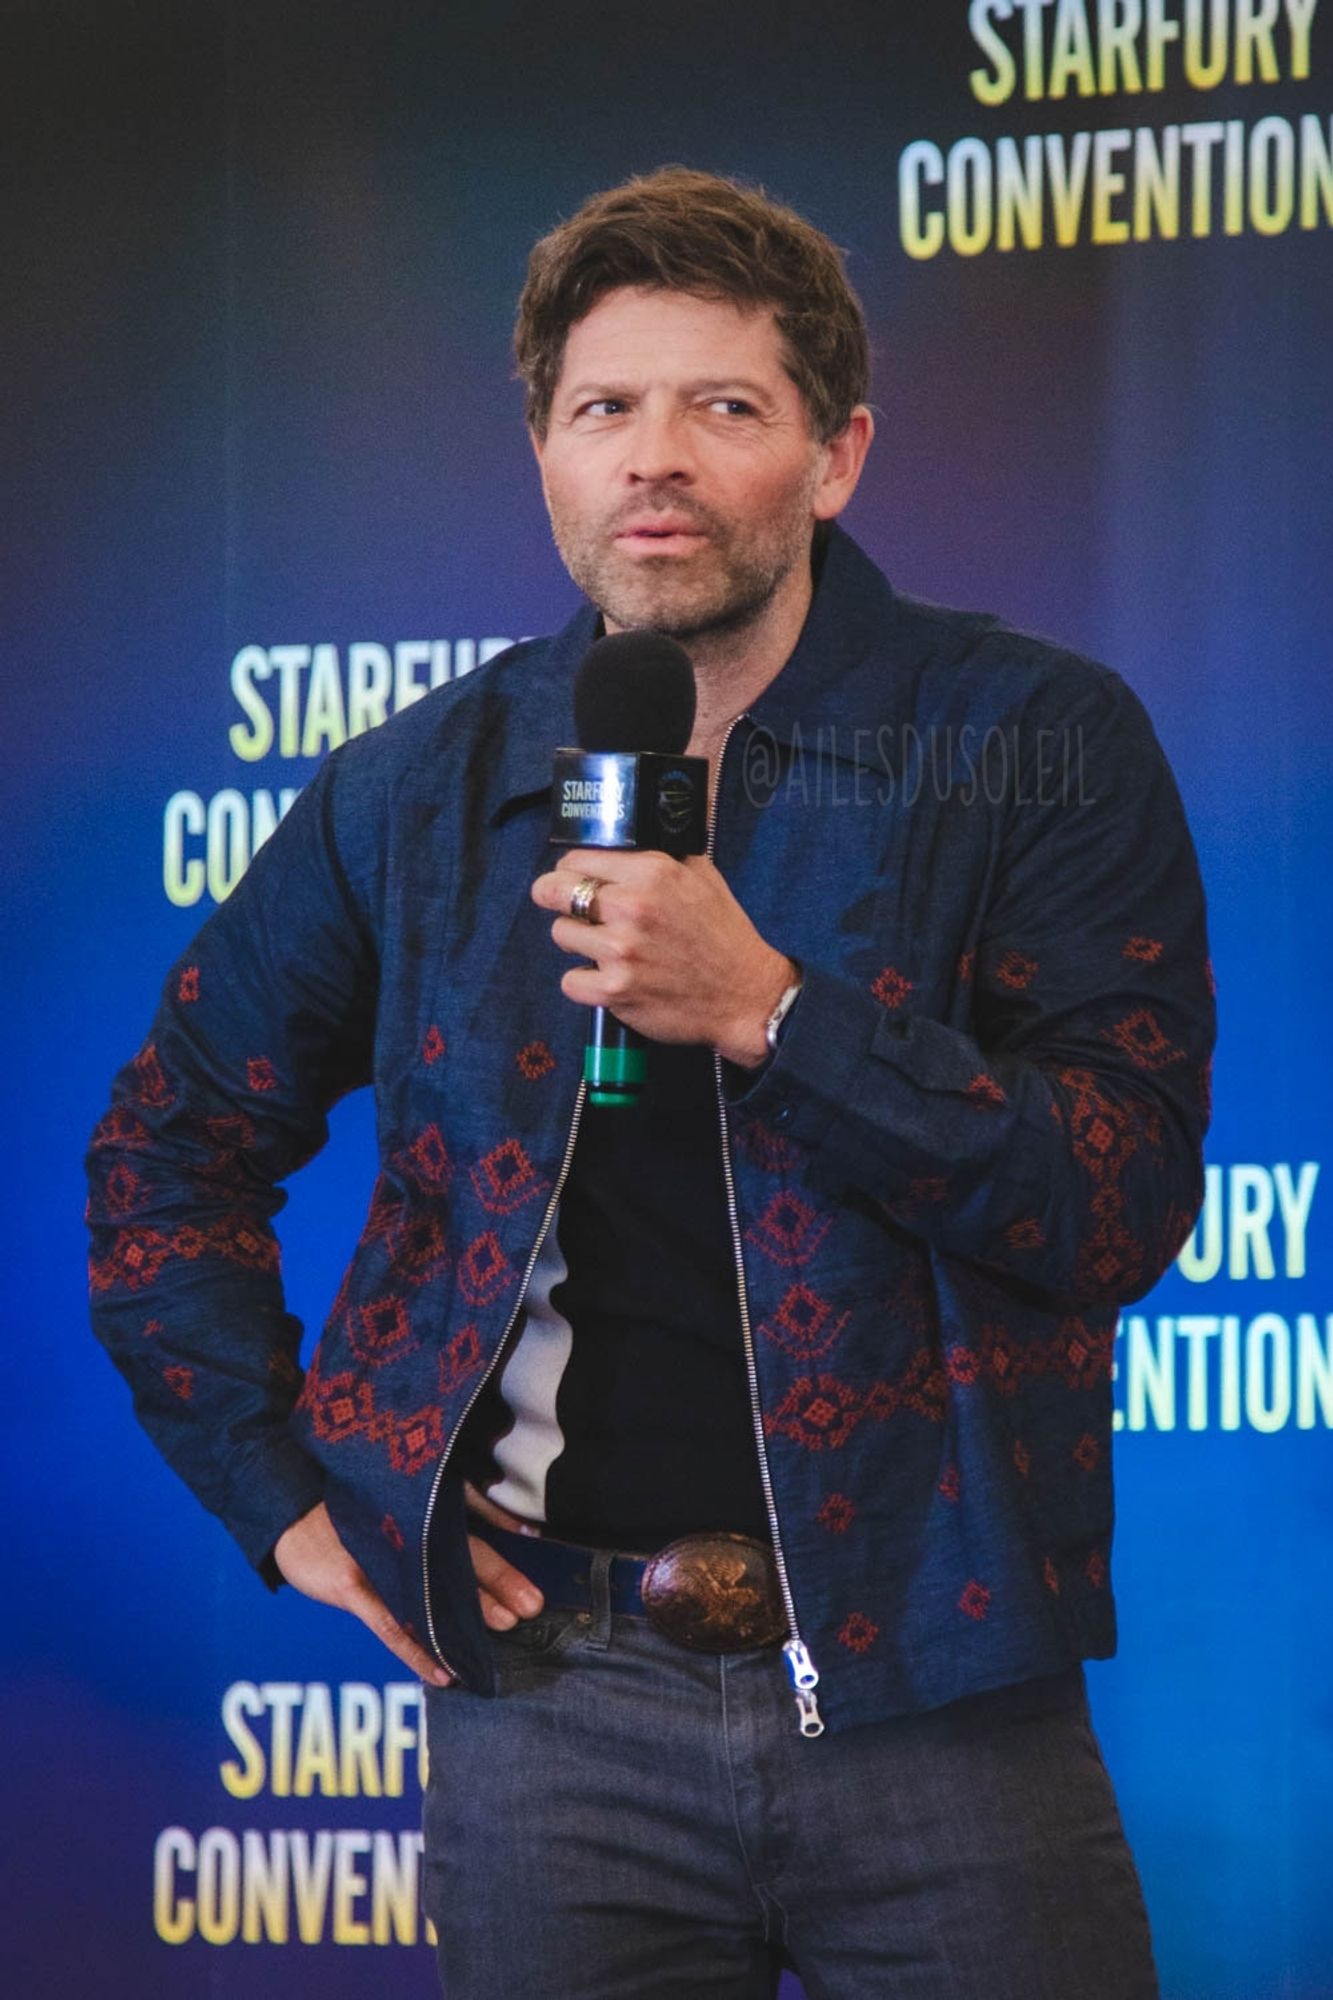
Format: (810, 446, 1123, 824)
(585, 1007, 646, 1108)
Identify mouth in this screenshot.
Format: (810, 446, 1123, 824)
(613, 523, 708, 556)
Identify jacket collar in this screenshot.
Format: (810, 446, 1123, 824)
(490, 522, 905, 815)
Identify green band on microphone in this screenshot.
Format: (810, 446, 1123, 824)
(584, 1043, 647, 1096)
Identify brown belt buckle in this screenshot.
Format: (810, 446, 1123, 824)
(640, 1531, 786, 1652)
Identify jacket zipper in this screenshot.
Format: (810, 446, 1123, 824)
(709, 718, 824, 1739)
(419, 1078, 588, 1681)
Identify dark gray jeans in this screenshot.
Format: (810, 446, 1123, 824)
(422, 1571, 1158, 1999)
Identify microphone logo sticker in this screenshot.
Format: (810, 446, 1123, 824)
(655, 769, 697, 837)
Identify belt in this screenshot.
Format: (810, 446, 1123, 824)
(475, 1522, 787, 1653)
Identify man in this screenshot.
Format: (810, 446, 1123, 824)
(88, 168, 1214, 1996)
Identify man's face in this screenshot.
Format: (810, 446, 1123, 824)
(532, 286, 836, 642)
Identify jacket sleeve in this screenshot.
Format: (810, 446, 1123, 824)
(86, 745, 382, 1574)
(730, 665, 1215, 1312)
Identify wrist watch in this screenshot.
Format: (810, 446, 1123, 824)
(764, 966, 803, 1055)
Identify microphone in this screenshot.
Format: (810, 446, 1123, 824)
(550, 632, 709, 1108)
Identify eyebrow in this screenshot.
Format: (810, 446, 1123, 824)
(559, 376, 779, 406)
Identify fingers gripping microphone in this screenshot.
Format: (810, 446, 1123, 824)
(549, 632, 709, 1108)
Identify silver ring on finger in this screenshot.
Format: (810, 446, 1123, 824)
(568, 875, 603, 925)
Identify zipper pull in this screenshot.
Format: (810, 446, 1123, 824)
(795, 1688, 825, 1738)
(783, 1638, 825, 1734)
(783, 1637, 819, 1691)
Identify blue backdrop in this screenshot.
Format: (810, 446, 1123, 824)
(6, 4, 1332, 1995)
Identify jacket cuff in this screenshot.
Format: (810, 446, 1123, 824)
(723, 960, 881, 1149)
(227, 1435, 328, 1588)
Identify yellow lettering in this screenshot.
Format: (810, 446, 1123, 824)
(219, 1682, 266, 1799)
(228, 645, 275, 761)
(1184, 0, 1229, 87)
(1134, 122, 1182, 236)
(302, 643, 348, 755)
(1236, 0, 1281, 82)
(969, 0, 1018, 102)
(162, 791, 205, 908)
(332, 1832, 372, 1945)
(1051, 0, 1098, 96)
(1098, 0, 1145, 92)
(153, 1828, 195, 1944)
(1092, 127, 1133, 240)
(899, 141, 946, 258)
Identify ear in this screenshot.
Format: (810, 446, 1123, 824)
(812, 406, 874, 522)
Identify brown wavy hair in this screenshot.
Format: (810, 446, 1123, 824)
(515, 166, 870, 443)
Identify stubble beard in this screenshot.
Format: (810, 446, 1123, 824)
(548, 486, 819, 645)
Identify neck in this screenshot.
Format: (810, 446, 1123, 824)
(681, 551, 815, 765)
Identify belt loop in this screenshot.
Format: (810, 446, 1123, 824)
(586, 1548, 614, 1650)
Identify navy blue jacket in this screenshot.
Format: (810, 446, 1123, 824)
(87, 527, 1214, 1735)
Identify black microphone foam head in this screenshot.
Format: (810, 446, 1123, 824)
(573, 631, 697, 754)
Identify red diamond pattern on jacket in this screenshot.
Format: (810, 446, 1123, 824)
(90, 1106, 151, 1152)
(515, 1040, 556, 1080)
(439, 1324, 484, 1398)
(946, 1344, 979, 1386)
(295, 1349, 451, 1480)
(422, 1025, 447, 1065)
(303, 1363, 369, 1443)
(90, 1227, 173, 1293)
(816, 1492, 856, 1534)
(758, 1282, 850, 1360)
(1058, 1318, 1113, 1390)
(1004, 1215, 1045, 1251)
(349, 1295, 415, 1367)
(1072, 1432, 1101, 1472)
(163, 1365, 194, 1401)
(1123, 935, 1163, 964)
(981, 1324, 1020, 1396)
(406, 1124, 453, 1190)
(746, 1191, 832, 1268)
(938, 1463, 961, 1503)
(1085, 1549, 1107, 1588)
(964, 1071, 1006, 1111)
(870, 964, 914, 1010)
(177, 965, 200, 1003)
(246, 1056, 278, 1093)
(1101, 1006, 1184, 1072)
(959, 1578, 992, 1621)
(957, 950, 975, 985)
(1075, 1210, 1144, 1295)
(732, 1119, 798, 1173)
(994, 949, 1038, 990)
(1043, 1555, 1061, 1595)
(208, 1215, 280, 1271)
(457, 1231, 516, 1307)
(103, 1161, 144, 1216)
(392, 1209, 448, 1284)
(765, 1374, 866, 1451)
(381, 1514, 405, 1550)
(837, 1611, 879, 1655)
(1058, 1068, 1141, 1182)
(132, 1043, 174, 1109)
(206, 1111, 258, 1162)
(381, 1407, 444, 1478)
(469, 1138, 548, 1215)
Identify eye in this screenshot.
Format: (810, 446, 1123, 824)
(577, 398, 627, 419)
(707, 397, 755, 417)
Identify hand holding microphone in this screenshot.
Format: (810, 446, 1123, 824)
(531, 631, 799, 1102)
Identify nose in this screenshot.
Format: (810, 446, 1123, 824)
(623, 405, 694, 485)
